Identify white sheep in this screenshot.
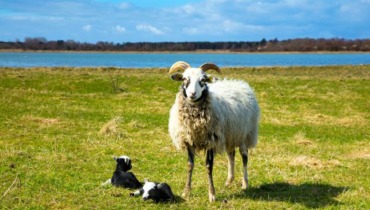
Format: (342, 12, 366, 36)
(168, 61, 260, 202)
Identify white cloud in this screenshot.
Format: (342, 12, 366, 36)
(222, 20, 244, 33)
(136, 24, 164, 35)
(222, 19, 266, 34)
(339, 1, 370, 22)
(182, 4, 196, 15)
(82, 24, 92, 32)
(9, 15, 64, 22)
(182, 27, 199, 35)
(114, 25, 126, 33)
(119, 2, 132, 10)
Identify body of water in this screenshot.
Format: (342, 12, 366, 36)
(0, 52, 369, 68)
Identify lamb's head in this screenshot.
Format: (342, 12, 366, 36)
(169, 61, 221, 102)
(142, 179, 157, 201)
(114, 155, 132, 172)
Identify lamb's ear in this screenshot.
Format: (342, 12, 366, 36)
(113, 156, 117, 161)
(171, 73, 183, 81)
(205, 75, 218, 83)
(144, 178, 149, 183)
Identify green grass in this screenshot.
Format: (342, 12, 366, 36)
(0, 65, 369, 209)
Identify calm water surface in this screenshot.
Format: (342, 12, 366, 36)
(0, 52, 369, 67)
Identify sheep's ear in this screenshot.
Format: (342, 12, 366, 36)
(113, 156, 118, 161)
(205, 75, 218, 83)
(171, 73, 183, 81)
(144, 178, 149, 183)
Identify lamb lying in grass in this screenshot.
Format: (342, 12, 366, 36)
(102, 156, 142, 189)
(130, 179, 175, 203)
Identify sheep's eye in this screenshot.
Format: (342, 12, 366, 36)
(200, 77, 208, 83)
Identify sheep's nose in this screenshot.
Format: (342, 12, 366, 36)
(189, 92, 196, 99)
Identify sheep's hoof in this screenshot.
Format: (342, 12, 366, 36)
(241, 179, 248, 190)
(209, 194, 216, 202)
(225, 177, 234, 187)
(182, 189, 190, 198)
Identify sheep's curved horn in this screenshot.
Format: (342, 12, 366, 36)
(169, 61, 191, 74)
(200, 63, 222, 74)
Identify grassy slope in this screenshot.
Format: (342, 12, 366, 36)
(0, 65, 369, 209)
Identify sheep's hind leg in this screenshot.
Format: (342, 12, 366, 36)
(182, 146, 195, 198)
(225, 150, 235, 187)
(206, 149, 216, 202)
(239, 147, 249, 190)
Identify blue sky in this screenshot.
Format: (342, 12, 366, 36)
(1, 0, 369, 43)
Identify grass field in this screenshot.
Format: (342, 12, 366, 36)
(0, 65, 369, 209)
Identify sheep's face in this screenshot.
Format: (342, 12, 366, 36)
(171, 68, 216, 102)
(114, 156, 132, 172)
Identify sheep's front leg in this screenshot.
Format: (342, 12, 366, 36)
(239, 147, 249, 189)
(206, 149, 215, 202)
(182, 146, 195, 198)
(225, 150, 235, 187)
(129, 188, 143, 197)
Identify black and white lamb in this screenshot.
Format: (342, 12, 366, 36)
(168, 61, 260, 202)
(130, 179, 175, 203)
(102, 156, 142, 189)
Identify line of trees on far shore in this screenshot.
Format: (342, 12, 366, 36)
(1, 37, 370, 52)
